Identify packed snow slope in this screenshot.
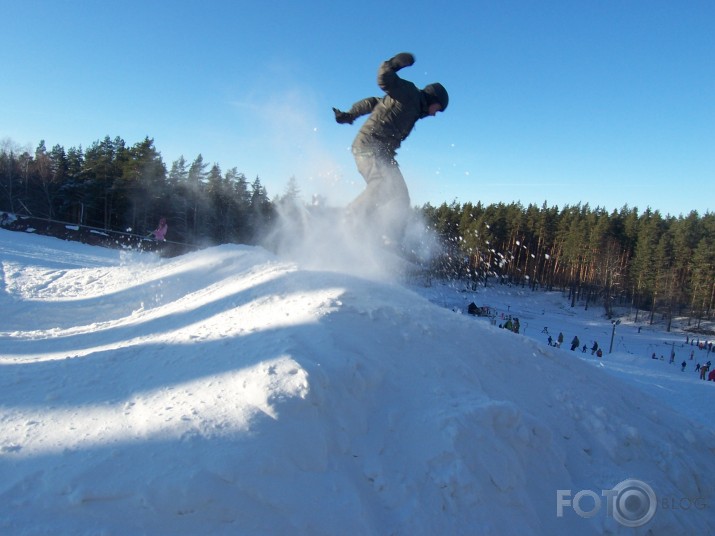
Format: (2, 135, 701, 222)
(0, 228, 713, 535)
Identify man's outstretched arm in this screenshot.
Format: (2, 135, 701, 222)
(332, 97, 380, 124)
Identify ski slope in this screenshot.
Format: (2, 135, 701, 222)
(0, 228, 713, 535)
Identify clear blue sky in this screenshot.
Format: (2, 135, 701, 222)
(1, 0, 713, 217)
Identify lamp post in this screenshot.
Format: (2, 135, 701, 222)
(609, 319, 621, 354)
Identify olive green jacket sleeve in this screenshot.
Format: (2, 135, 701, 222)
(377, 52, 416, 102)
(347, 97, 380, 118)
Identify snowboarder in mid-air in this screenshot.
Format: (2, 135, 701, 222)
(332, 52, 448, 245)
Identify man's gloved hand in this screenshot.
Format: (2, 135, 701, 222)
(387, 52, 415, 71)
(333, 107, 354, 125)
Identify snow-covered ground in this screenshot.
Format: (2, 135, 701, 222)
(1, 227, 713, 535)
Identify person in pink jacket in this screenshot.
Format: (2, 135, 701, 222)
(151, 217, 168, 241)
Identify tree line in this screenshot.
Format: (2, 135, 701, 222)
(423, 200, 714, 329)
(1, 135, 713, 328)
(0, 136, 275, 246)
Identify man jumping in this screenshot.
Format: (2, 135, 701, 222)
(333, 52, 448, 245)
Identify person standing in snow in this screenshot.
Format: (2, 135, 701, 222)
(570, 335, 580, 351)
(333, 52, 449, 244)
(150, 217, 168, 241)
(700, 364, 709, 380)
(591, 341, 599, 355)
(504, 317, 513, 331)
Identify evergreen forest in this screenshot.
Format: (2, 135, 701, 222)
(1, 136, 713, 329)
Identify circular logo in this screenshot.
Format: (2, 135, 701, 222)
(611, 479, 657, 527)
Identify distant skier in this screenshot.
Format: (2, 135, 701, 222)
(333, 52, 449, 244)
(150, 217, 168, 241)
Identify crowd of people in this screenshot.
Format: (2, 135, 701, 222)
(538, 325, 713, 378)
(466, 302, 713, 387)
(541, 329, 604, 358)
(538, 324, 715, 374)
(649, 335, 715, 381)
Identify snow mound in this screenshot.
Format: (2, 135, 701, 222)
(0, 230, 713, 535)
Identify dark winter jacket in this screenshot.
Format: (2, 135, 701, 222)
(346, 53, 445, 159)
